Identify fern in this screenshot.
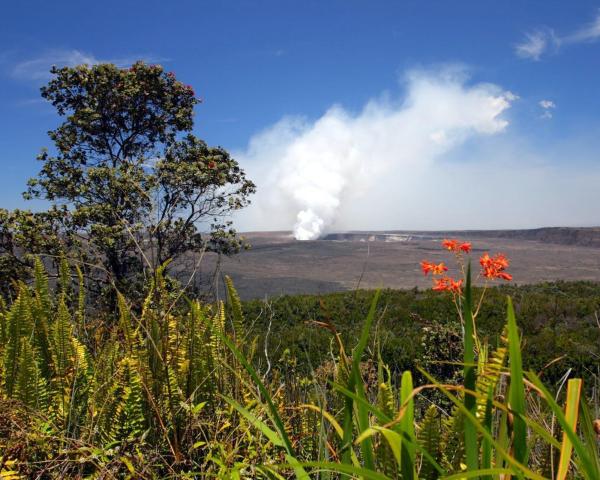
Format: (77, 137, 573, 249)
(476, 331, 508, 419)
(58, 255, 71, 297)
(51, 295, 74, 381)
(96, 370, 127, 443)
(118, 292, 136, 354)
(118, 358, 147, 440)
(32, 257, 53, 380)
(418, 405, 442, 480)
(49, 294, 75, 425)
(0, 295, 7, 345)
(14, 336, 48, 410)
(377, 381, 395, 420)
(440, 405, 466, 473)
(33, 257, 52, 315)
(376, 380, 397, 476)
(184, 301, 213, 402)
(225, 275, 245, 342)
(74, 264, 86, 335)
(3, 288, 33, 396)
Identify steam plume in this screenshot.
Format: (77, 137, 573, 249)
(237, 68, 516, 239)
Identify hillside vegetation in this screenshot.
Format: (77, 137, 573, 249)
(243, 281, 600, 387)
(1, 251, 599, 479)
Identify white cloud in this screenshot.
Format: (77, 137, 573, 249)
(233, 68, 600, 234)
(564, 10, 600, 43)
(515, 31, 552, 60)
(516, 10, 600, 60)
(539, 99, 556, 119)
(234, 68, 519, 238)
(12, 49, 164, 80)
(539, 99, 555, 109)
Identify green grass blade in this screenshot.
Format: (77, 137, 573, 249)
(297, 462, 392, 480)
(578, 395, 600, 476)
(442, 468, 515, 479)
(221, 395, 285, 448)
(213, 323, 309, 479)
(400, 370, 416, 480)
(333, 381, 392, 424)
(480, 384, 494, 480)
(356, 425, 446, 478)
(527, 372, 598, 480)
(341, 289, 380, 469)
(419, 368, 545, 480)
(556, 379, 582, 480)
(506, 296, 528, 466)
(354, 367, 376, 471)
(463, 263, 479, 474)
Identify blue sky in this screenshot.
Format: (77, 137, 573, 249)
(2, 1, 600, 232)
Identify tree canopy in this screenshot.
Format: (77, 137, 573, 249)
(2, 61, 255, 299)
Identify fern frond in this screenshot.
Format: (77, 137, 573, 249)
(440, 406, 465, 473)
(51, 295, 74, 381)
(118, 358, 146, 440)
(225, 275, 244, 342)
(118, 292, 136, 354)
(3, 288, 34, 396)
(31, 258, 53, 380)
(58, 255, 71, 298)
(377, 381, 396, 420)
(74, 264, 86, 334)
(418, 405, 442, 480)
(476, 331, 508, 419)
(33, 257, 52, 314)
(14, 336, 48, 410)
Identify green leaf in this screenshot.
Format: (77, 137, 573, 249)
(506, 297, 528, 466)
(527, 372, 598, 480)
(556, 378, 582, 480)
(400, 371, 416, 480)
(341, 289, 380, 469)
(222, 395, 285, 448)
(462, 264, 479, 474)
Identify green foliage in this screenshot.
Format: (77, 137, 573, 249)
(0, 261, 599, 479)
(2, 61, 255, 302)
(242, 282, 600, 389)
(418, 406, 442, 480)
(14, 336, 47, 410)
(0, 208, 67, 296)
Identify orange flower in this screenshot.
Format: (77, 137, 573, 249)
(420, 260, 433, 275)
(443, 239, 471, 254)
(432, 262, 448, 275)
(449, 278, 463, 294)
(421, 260, 448, 276)
(442, 239, 458, 251)
(432, 277, 450, 291)
(493, 253, 509, 269)
(480, 252, 512, 281)
(496, 272, 513, 281)
(432, 276, 462, 294)
(479, 252, 492, 269)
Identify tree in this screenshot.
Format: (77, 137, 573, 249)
(0, 207, 68, 298)
(15, 61, 255, 298)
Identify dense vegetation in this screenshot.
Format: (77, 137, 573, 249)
(1, 255, 599, 479)
(243, 281, 600, 389)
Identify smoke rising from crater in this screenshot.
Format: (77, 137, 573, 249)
(236, 68, 516, 239)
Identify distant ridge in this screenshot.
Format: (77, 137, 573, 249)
(321, 227, 600, 248)
(465, 227, 600, 248)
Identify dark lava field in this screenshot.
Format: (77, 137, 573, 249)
(180, 227, 600, 299)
